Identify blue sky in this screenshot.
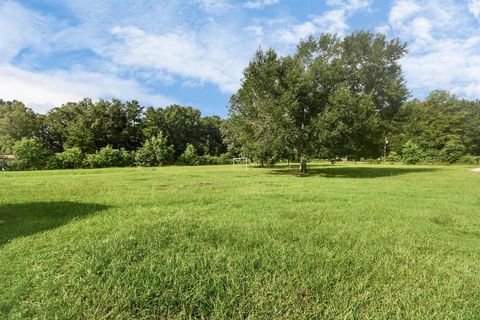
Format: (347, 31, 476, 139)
(1, 0, 479, 116)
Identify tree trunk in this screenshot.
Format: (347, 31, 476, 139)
(299, 154, 307, 173)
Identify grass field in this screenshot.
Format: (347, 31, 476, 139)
(1, 163, 479, 319)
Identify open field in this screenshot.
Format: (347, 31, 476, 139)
(1, 164, 480, 319)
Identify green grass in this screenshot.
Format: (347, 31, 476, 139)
(1, 163, 479, 319)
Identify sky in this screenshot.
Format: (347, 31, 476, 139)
(1, 0, 479, 116)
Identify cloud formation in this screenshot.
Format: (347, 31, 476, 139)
(0, 0, 479, 114)
(381, 0, 480, 99)
(244, 0, 279, 9)
(0, 65, 175, 113)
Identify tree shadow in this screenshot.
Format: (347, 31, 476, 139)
(0, 201, 110, 246)
(269, 165, 439, 178)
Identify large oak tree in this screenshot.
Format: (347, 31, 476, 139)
(226, 32, 408, 172)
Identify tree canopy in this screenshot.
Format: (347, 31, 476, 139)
(1, 32, 479, 171)
(225, 31, 408, 172)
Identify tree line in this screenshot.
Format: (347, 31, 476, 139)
(224, 31, 480, 171)
(1, 31, 479, 171)
(0, 99, 229, 170)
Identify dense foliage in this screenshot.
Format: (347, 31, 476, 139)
(0, 99, 227, 170)
(225, 32, 408, 172)
(47, 147, 85, 169)
(389, 90, 480, 163)
(134, 134, 174, 167)
(12, 138, 48, 170)
(1, 32, 479, 171)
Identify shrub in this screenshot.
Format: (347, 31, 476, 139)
(198, 155, 226, 165)
(84, 146, 133, 168)
(120, 149, 135, 167)
(458, 154, 480, 165)
(13, 138, 48, 170)
(48, 147, 84, 169)
(366, 159, 383, 164)
(440, 139, 466, 164)
(135, 134, 174, 167)
(386, 151, 401, 163)
(422, 149, 442, 164)
(178, 144, 198, 165)
(402, 140, 424, 165)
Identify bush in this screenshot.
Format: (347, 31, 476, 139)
(48, 147, 84, 169)
(402, 140, 424, 165)
(198, 155, 228, 165)
(13, 138, 48, 170)
(84, 146, 133, 168)
(135, 134, 174, 167)
(365, 159, 383, 164)
(440, 139, 466, 164)
(458, 154, 480, 165)
(386, 151, 401, 163)
(422, 149, 442, 164)
(178, 144, 198, 165)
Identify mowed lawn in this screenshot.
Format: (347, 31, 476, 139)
(1, 164, 479, 319)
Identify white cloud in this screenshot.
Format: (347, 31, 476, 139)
(243, 0, 279, 9)
(0, 1, 49, 63)
(410, 17, 432, 40)
(108, 25, 253, 93)
(312, 9, 350, 34)
(327, 0, 371, 11)
(388, 0, 423, 28)
(0, 64, 175, 113)
(194, 0, 233, 13)
(384, 0, 480, 99)
(387, 0, 463, 44)
(401, 37, 480, 96)
(276, 0, 370, 45)
(469, 0, 480, 19)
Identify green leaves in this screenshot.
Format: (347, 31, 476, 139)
(135, 134, 174, 167)
(227, 32, 407, 170)
(12, 137, 48, 170)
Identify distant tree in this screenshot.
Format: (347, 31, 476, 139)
(178, 144, 199, 165)
(162, 105, 202, 158)
(61, 99, 97, 153)
(142, 106, 164, 140)
(142, 105, 205, 159)
(135, 134, 174, 167)
(462, 99, 480, 156)
(39, 99, 145, 154)
(390, 91, 467, 154)
(0, 100, 40, 153)
(122, 100, 144, 150)
(13, 137, 48, 170)
(199, 116, 227, 156)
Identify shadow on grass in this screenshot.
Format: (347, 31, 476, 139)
(0, 201, 109, 246)
(269, 165, 439, 178)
